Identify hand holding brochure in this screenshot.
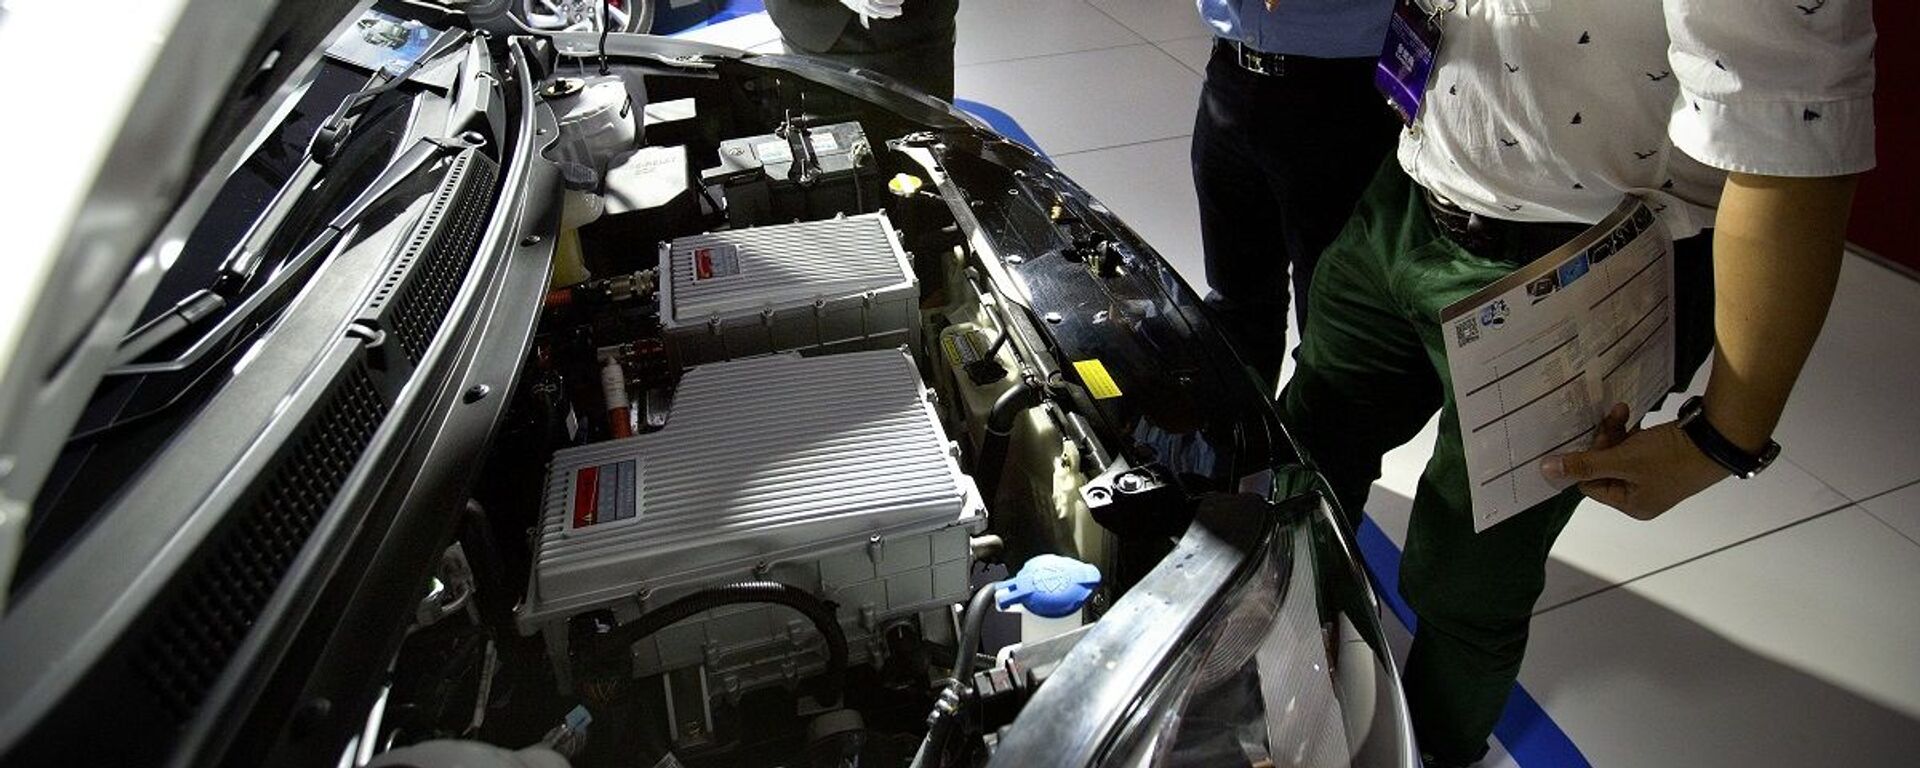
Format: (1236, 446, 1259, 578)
(1439, 198, 1674, 532)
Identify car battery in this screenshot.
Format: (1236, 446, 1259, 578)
(657, 212, 917, 367)
(700, 121, 869, 226)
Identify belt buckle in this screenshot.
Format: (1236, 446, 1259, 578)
(1235, 42, 1277, 76)
(1245, 49, 1269, 75)
(1423, 189, 1485, 246)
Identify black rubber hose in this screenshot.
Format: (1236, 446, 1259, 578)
(585, 581, 848, 702)
(910, 582, 1002, 768)
(596, 0, 612, 74)
(951, 581, 1001, 686)
(457, 501, 515, 628)
(974, 379, 1045, 502)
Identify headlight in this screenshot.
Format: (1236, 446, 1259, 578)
(1102, 499, 1415, 768)
(988, 493, 1416, 768)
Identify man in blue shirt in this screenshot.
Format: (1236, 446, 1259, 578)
(1191, 0, 1397, 386)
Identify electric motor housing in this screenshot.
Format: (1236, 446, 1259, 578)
(517, 349, 984, 692)
(657, 212, 918, 368)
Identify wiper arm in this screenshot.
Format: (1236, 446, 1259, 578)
(112, 31, 472, 372)
(111, 133, 476, 375)
(74, 134, 482, 452)
(311, 29, 470, 164)
(113, 155, 326, 366)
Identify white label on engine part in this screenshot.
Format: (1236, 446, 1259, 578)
(752, 132, 841, 166)
(690, 244, 741, 282)
(567, 459, 641, 531)
(753, 140, 792, 165)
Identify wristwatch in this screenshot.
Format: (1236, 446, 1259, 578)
(1676, 396, 1781, 479)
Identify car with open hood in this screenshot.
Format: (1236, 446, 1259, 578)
(0, 3, 1417, 767)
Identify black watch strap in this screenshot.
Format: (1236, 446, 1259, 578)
(1676, 396, 1780, 479)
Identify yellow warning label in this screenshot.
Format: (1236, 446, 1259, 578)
(1072, 359, 1124, 400)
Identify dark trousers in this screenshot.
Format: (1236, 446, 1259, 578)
(1280, 161, 1716, 764)
(1192, 40, 1398, 385)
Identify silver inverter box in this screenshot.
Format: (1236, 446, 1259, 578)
(518, 349, 983, 690)
(658, 212, 917, 366)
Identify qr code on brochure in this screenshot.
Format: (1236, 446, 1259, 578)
(1454, 316, 1480, 347)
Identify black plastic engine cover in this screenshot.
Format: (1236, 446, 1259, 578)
(924, 135, 1303, 510)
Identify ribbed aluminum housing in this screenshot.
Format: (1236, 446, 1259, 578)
(658, 212, 916, 366)
(518, 349, 982, 688)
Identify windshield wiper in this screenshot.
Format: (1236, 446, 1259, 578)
(110, 131, 477, 377)
(72, 132, 484, 449)
(112, 30, 470, 372)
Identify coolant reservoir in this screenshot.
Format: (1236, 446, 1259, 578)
(560, 188, 606, 229)
(549, 190, 604, 288)
(543, 76, 637, 189)
(550, 228, 591, 288)
(996, 555, 1102, 644)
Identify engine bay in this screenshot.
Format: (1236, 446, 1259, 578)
(0, 10, 1421, 765)
(373, 52, 1189, 768)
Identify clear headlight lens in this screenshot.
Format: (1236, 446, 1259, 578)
(1104, 508, 1409, 768)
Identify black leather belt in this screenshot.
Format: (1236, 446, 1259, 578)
(1218, 39, 1360, 77)
(1421, 188, 1590, 264)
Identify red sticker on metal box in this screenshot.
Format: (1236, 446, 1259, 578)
(572, 466, 600, 528)
(569, 460, 639, 531)
(691, 244, 739, 282)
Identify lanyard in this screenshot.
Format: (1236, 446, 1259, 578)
(1374, 0, 1458, 125)
(1414, 0, 1459, 21)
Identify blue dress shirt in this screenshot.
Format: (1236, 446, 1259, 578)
(1198, 0, 1394, 59)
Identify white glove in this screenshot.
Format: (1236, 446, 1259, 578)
(839, 0, 905, 25)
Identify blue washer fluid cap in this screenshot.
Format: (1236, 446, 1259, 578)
(996, 555, 1102, 619)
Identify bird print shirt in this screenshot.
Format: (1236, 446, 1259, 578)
(1398, 0, 1876, 238)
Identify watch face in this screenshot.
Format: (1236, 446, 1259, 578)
(1675, 395, 1780, 479)
(1678, 395, 1705, 425)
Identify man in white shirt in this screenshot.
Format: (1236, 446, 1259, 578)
(1277, 2, 1874, 764)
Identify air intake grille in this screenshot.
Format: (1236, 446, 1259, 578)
(137, 359, 388, 721)
(375, 149, 499, 362)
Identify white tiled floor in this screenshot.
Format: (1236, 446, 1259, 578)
(954, 44, 1200, 155)
(1154, 34, 1215, 75)
(1862, 480, 1920, 545)
(1085, 0, 1215, 42)
(954, 0, 1141, 66)
(691, 4, 1920, 764)
(1521, 509, 1920, 767)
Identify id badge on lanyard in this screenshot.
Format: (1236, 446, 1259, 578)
(1375, 0, 1454, 126)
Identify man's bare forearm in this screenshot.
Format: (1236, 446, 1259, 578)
(1702, 172, 1858, 453)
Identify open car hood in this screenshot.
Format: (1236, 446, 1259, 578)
(0, 4, 992, 605)
(0, 0, 365, 603)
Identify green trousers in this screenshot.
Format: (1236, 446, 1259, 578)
(1280, 162, 1713, 763)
